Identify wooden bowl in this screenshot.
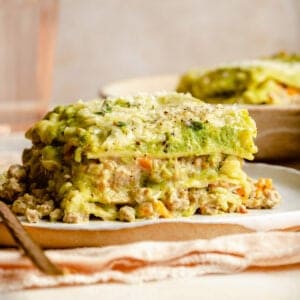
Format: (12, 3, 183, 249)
(101, 75, 300, 162)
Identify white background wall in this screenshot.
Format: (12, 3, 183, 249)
(52, 0, 300, 103)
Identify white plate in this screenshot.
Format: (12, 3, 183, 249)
(1, 163, 299, 248)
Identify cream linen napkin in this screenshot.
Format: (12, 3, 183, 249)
(0, 231, 299, 292)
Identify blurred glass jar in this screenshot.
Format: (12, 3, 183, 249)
(0, 0, 58, 133)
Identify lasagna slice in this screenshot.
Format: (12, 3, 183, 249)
(0, 93, 280, 223)
(177, 58, 300, 105)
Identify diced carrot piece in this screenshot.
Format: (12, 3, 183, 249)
(286, 86, 300, 96)
(137, 202, 154, 218)
(264, 178, 273, 189)
(238, 205, 247, 214)
(236, 187, 245, 197)
(256, 178, 273, 190)
(256, 178, 265, 189)
(153, 200, 171, 218)
(138, 157, 153, 171)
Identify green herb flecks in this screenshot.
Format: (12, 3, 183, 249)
(115, 121, 127, 127)
(188, 121, 204, 130)
(94, 102, 113, 116)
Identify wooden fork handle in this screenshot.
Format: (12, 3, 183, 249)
(0, 201, 63, 275)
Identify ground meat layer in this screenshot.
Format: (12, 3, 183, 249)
(0, 155, 280, 223)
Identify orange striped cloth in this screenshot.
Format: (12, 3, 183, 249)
(0, 232, 300, 291)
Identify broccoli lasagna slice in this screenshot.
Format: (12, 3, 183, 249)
(0, 93, 280, 223)
(177, 59, 300, 105)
